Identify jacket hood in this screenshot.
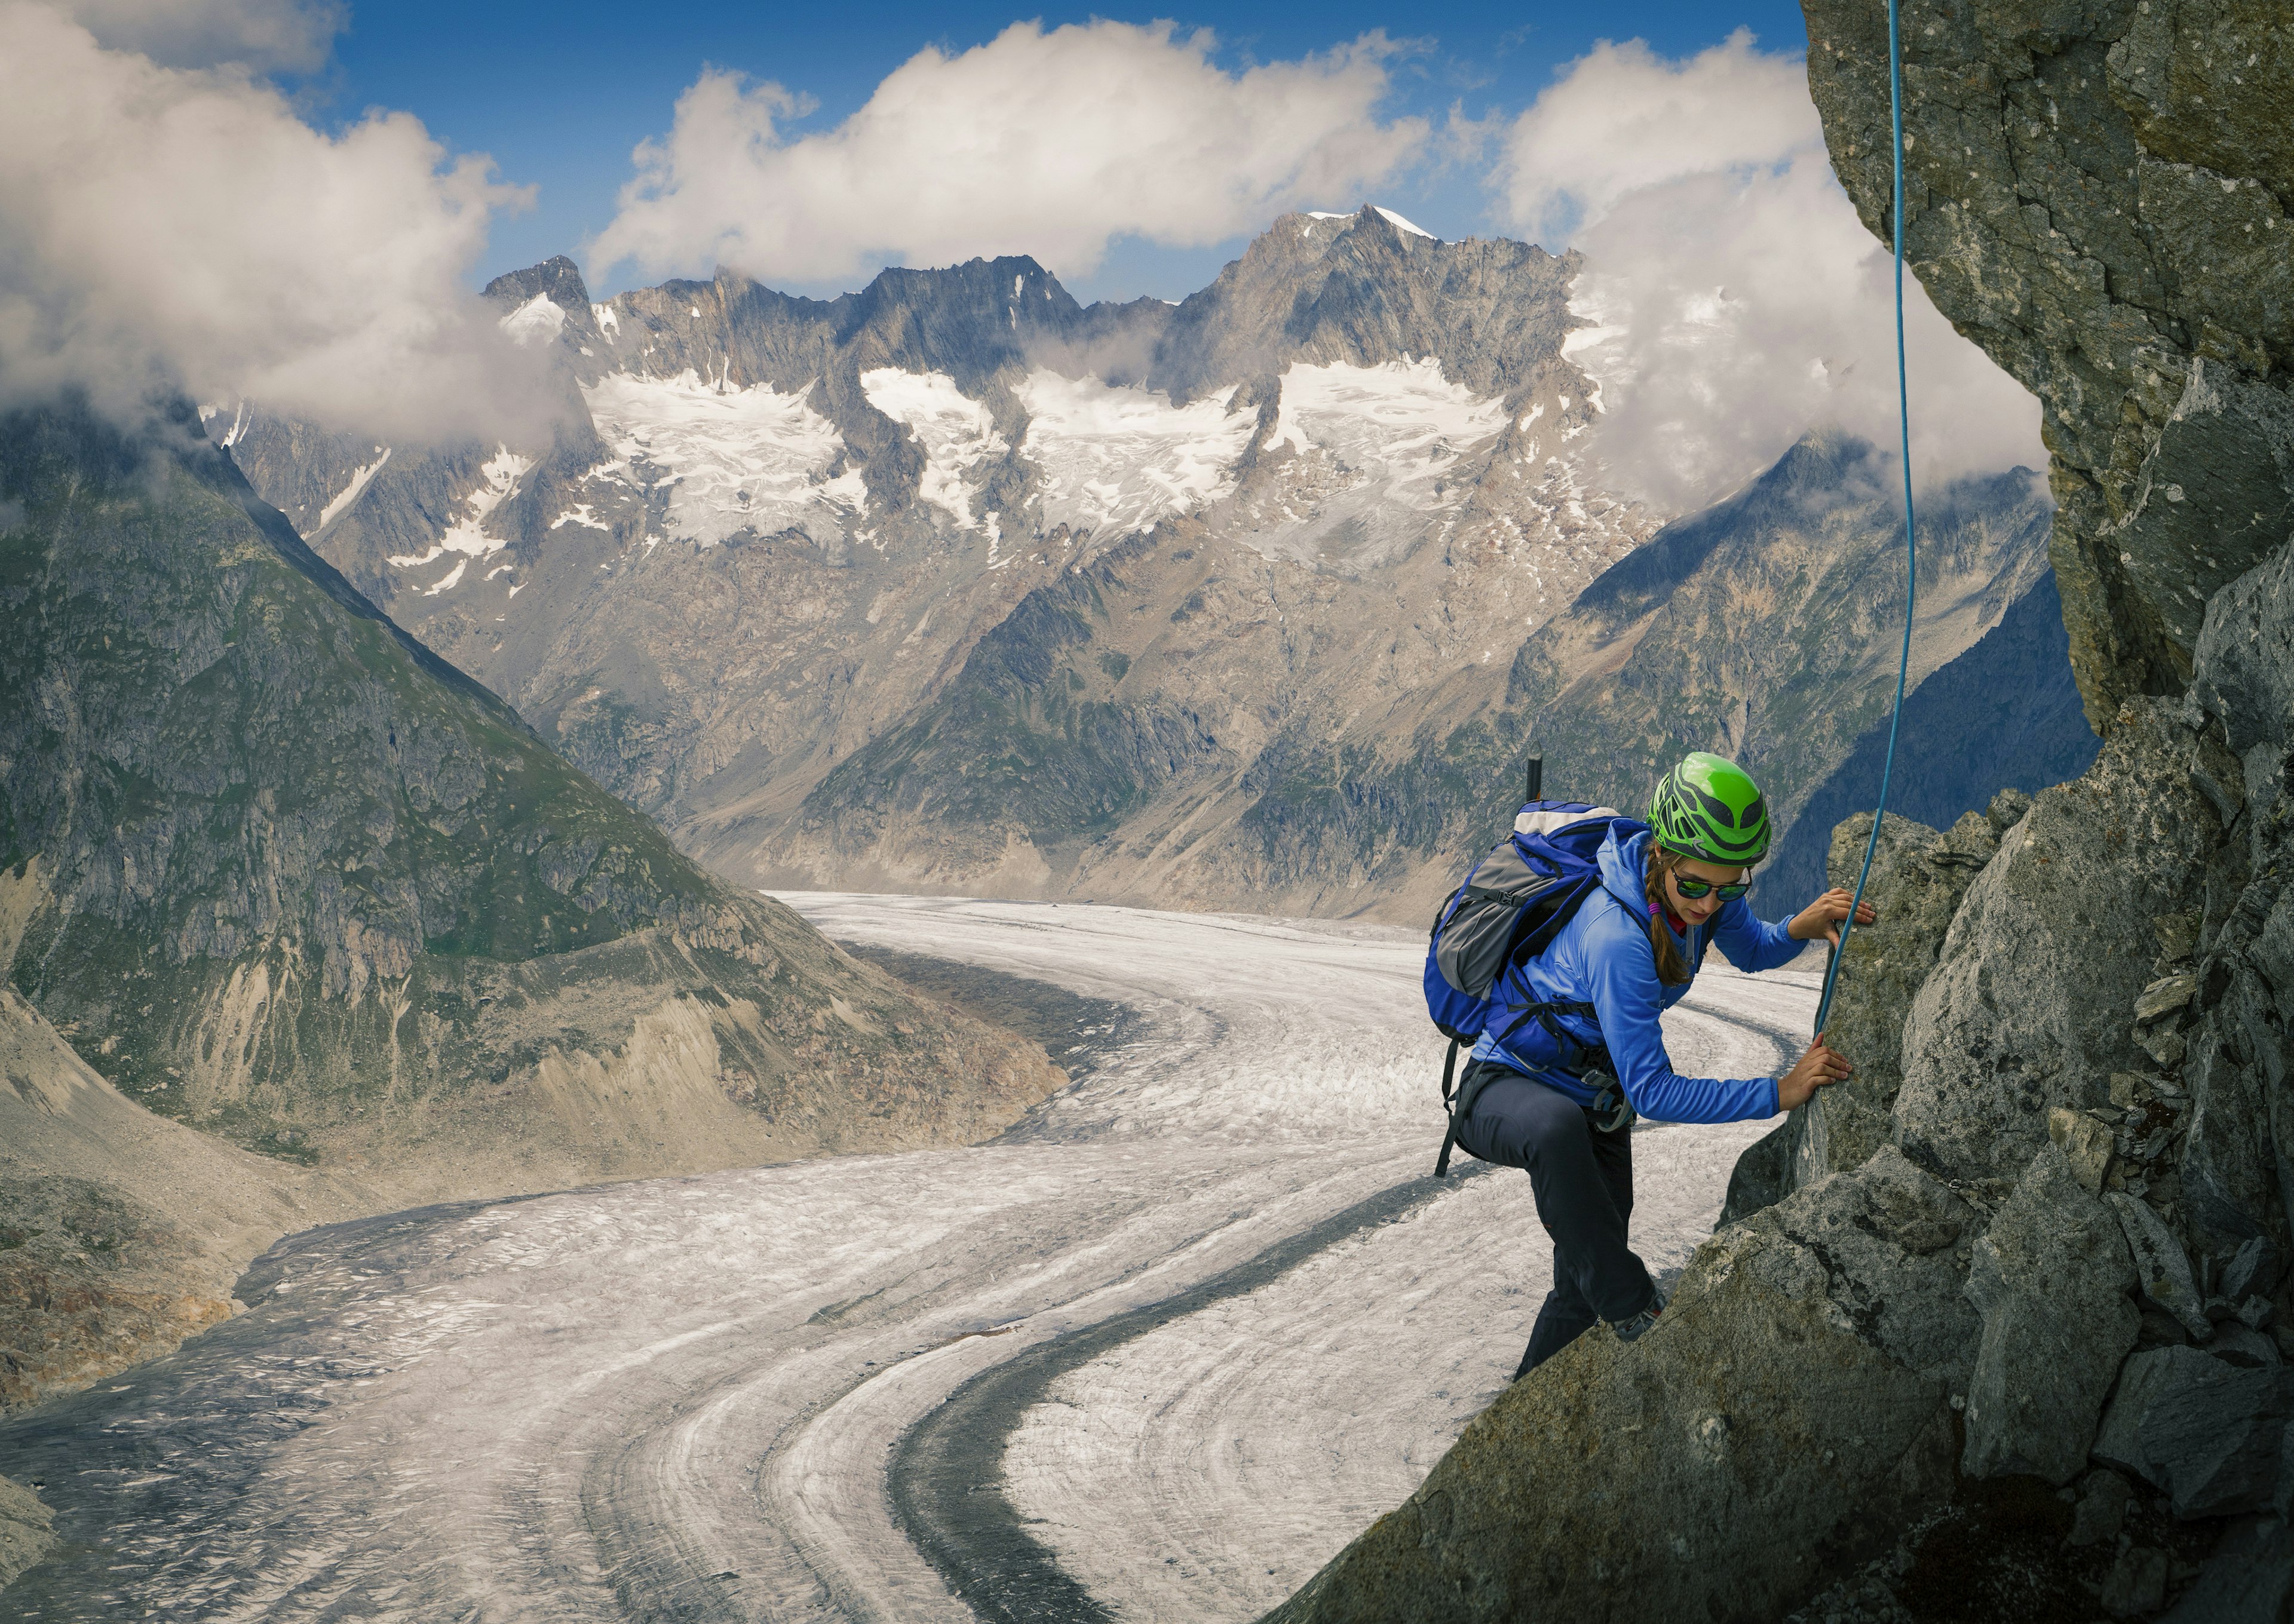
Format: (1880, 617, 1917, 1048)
(1598, 821, 1654, 912)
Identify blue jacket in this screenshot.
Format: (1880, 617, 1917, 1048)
(1470, 824, 1802, 1123)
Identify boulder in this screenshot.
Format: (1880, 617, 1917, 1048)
(2099, 1343, 2294, 1516)
(1792, 809, 2002, 1193)
(1895, 702, 2222, 1188)
(2160, 1516, 2294, 1624)
(2225, 1237, 2288, 1303)
(2093, 1347, 2185, 1486)
(2138, 1355, 2294, 1518)
(2108, 1191, 2213, 1341)
(1259, 1150, 1975, 1624)
(2068, 1468, 2137, 1547)
(0, 1475, 53, 1592)
(2213, 1324, 2283, 1368)
(1722, 804, 2006, 1224)
(2047, 1107, 2116, 1195)
(2100, 1546, 2169, 1619)
(1961, 1145, 2139, 1483)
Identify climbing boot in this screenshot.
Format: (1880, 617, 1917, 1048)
(1613, 1291, 1667, 1344)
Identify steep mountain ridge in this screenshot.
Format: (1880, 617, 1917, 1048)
(0, 397, 1060, 1407)
(1758, 567, 2100, 910)
(780, 430, 2056, 918)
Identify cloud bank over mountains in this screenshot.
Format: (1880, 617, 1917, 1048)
(0, 0, 551, 438)
(0, 1, 2042, 501)
(1495, 30, 2044, 507)
(589, 21, 1430, 287)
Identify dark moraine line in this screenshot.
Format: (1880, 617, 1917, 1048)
(887, 1161, 1497, 1624)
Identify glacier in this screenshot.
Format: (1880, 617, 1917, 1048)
(0, 894, 1814, 1622)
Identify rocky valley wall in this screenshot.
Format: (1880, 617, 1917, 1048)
(0, 400, 1063, 1417)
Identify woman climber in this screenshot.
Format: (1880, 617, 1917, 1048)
(1450, 751, 1875, 1379)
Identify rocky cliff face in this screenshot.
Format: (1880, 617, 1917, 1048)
(1266, 4, 2294, 1619)
(0, 398, 1061, 1413)
(1808, 0, 2294, 730)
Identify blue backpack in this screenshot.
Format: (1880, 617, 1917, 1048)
(1424, 794, 1636, 1174)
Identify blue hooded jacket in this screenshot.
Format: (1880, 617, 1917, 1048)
(1468, 823, 1802, 1123)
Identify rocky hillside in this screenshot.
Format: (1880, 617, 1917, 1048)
(220, 212, 2060, 917)
(1266, 4, 2294, 1620)
(795, 428, 2055, 920)
(0, 397, 1061, 1412)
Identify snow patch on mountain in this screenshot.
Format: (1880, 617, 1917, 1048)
(1560, 283, 1630, 417)
(1017, 372, 1255, 537)
(1269, 359, 1509, 512)
(1373, 205, 1434, 240)
(316, 446, 391, 530)
(582, 370, 851, 547)
(387, 445, 532, 592)
(499, 295, 566, 347)
(861, 369, 1008, 531)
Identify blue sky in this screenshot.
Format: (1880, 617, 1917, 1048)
(310, 1, 1809, 303)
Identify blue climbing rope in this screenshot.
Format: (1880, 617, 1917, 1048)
(1812, 0, 1918, 1039)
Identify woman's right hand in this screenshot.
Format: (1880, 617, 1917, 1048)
(1778, 1031, 1853, 1110)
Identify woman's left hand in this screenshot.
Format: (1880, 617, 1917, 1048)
(1789, 888, 1878, 945)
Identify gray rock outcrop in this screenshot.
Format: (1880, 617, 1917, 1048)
(1961, 1144, 2139, 1482)
(1893, 698, 2225, 1189)
(1805, 0, 2294, 731)
(0, 1475, 53, 1593)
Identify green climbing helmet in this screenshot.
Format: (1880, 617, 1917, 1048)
(1648, 752, 1771, 867)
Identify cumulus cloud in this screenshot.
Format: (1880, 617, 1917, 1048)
(1498, 30, 2044, 509)
(37, 0, 344, 72)
(0, 3, 551, 440)
(591, 20, 1428, 287)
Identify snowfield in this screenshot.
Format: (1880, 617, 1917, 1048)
(1268, 358, 1511, 514)
(1017, 370, 1256, 538)
(861, 369, 1009, 532)
(582, 369, 853, 548)
(385, 443, 532, 594)
(0, 895, 1817, 1622)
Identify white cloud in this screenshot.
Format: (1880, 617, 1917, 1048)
(0, 4, 551, 440)
(1496, 31, 2044, 509)
(1496, 31, 1820, 245)
(591, 20, 1428, 287)
(39, 0, 344, 72)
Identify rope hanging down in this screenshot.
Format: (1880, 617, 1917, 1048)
(1812, 0, 1918, 1038)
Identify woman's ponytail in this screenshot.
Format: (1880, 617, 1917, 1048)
(1644, 846, 1695, 987)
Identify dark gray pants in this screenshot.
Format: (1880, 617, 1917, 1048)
(1452, 1060, 1656, 1377)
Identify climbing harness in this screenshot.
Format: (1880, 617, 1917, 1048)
(1813, 0, 1918, 1039)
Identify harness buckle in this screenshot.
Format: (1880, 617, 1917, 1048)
(1585, 1067, 1636, 1134)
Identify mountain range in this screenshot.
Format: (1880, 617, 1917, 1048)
(223, 205, 2093, 919)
